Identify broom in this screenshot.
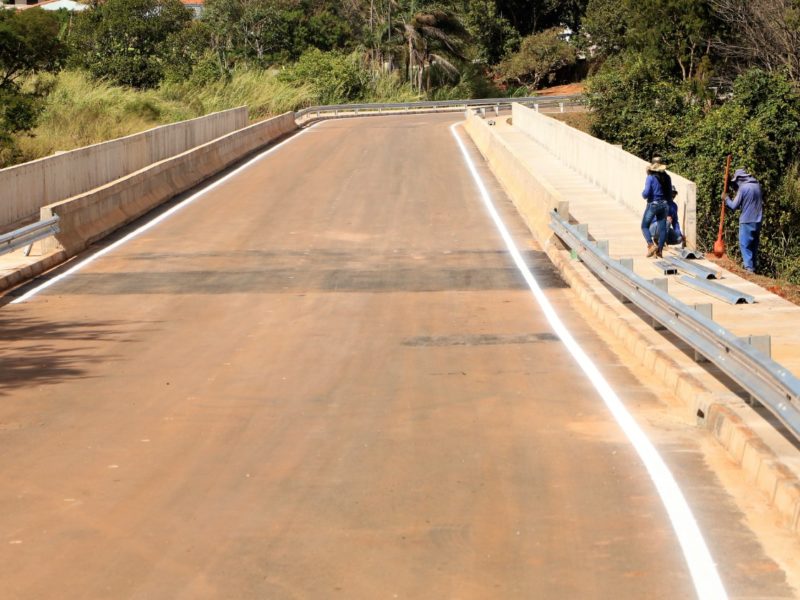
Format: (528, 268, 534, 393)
(713, 155, 732, 258)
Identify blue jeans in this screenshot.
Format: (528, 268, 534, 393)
(739, 221, 761, 272)
(642, 201, 667, 251)
(649, 223, 681, 246)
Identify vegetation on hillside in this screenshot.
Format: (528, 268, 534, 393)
(0, 0, 589, 167)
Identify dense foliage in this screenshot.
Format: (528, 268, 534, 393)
(585, 0, 800, 280)
(1, 0, 587, 165)
(0, 8, 66, 162)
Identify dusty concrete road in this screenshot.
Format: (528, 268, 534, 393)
(0, 114, 795, 598)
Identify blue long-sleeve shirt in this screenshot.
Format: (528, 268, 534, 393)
(725, 173, 763, 223)
(642, 173, 672, 203)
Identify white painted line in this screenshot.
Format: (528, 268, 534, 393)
(450, 123, 727, 600)
(10, 124, 319, 304)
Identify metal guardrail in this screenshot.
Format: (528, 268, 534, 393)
(549, 210, 800, 440)
(295, 95, 583, 121)
(0, 216, 60, 257)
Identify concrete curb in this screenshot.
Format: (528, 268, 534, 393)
(0, 250, 68, 295)
(463, 112, 800, 536)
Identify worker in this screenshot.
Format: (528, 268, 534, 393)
(723, 169, 763, 273)
(648, 186, 683, 246)
(641, 157, 672, 258)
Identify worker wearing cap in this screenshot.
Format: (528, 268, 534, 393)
(723, 169, 763, 273)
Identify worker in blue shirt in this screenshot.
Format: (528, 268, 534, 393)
(648, 186, 683, 246)
(723, 169, 763, 272)
(641, 157, 672, 258)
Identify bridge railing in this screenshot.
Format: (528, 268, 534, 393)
(295, 95, 583, 122)
(550, 209, 800, 441)
(0, 216, 60, 257)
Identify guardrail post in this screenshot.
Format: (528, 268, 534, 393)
(495, 104, 500, 116)
(556, 201, 569, 219)
(741, 335, 771, 408)
(335, 109, 339, 117)
(534, 103, 540, 112)
(595, 240, 609, 254)
(559, 102, 565, 113)
(480, 107, 486, 117)
(576, 224, 589, 238)
(615, 259, 634, 304)
(650, 278, 669, 329)
(692, 304, 713, 362)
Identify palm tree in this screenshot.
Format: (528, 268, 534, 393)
(380, 3, 467, 92)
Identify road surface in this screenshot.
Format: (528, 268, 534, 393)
(0, 114, 794, 598)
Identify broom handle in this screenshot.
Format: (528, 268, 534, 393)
(718, 155, 732, 238)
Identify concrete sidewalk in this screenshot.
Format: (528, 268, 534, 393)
(469, 113, 800, 533)
(0, 245, 66, 294)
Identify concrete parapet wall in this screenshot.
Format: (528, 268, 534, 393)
(511, 103, 697, 247)
(41, 112, 297, 254)
(0, 107, 249, 231)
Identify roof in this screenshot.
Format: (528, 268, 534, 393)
(14, 0, 89, 9)
(40, 0, 89, 10)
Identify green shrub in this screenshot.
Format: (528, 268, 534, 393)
(278, 48, 369, 104)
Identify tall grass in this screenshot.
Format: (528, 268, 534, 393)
(14, 71, 194, 164)
(160, 68, 316, 120)
(6, 64, 442, 167)
(9, 69, 317, 166)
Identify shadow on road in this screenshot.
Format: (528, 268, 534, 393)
(0, 314, 130, 396)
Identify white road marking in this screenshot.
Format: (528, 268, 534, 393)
(10, 124, 319, 304)
(450, 123, 727, 600)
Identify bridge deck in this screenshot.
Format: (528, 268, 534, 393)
(0, 114, 796, 597)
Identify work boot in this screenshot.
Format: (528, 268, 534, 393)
(646, 243, 657, 257)
(655, 249, 663, 259)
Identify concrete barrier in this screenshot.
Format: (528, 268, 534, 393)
(0, 107, 249, 231)
(41, 112, 297, 254)
(464, 109, 564, 244)
(511, 103, 697, 247)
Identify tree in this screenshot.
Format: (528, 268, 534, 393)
(625, 0, 717, 82)
(462, 0, 519, 64)
(70, 0, 193, 88)
(582, 0, 630, 58)
(0, 9, 67, 161)
(497, 27, 577, 89)
(494, 0, 583, 36)
(0, 9, 67, 88)
(709, 0, 800, 82)
(392, 7, 468, 92)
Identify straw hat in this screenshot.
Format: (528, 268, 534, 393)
(648, 160, 667, 172)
